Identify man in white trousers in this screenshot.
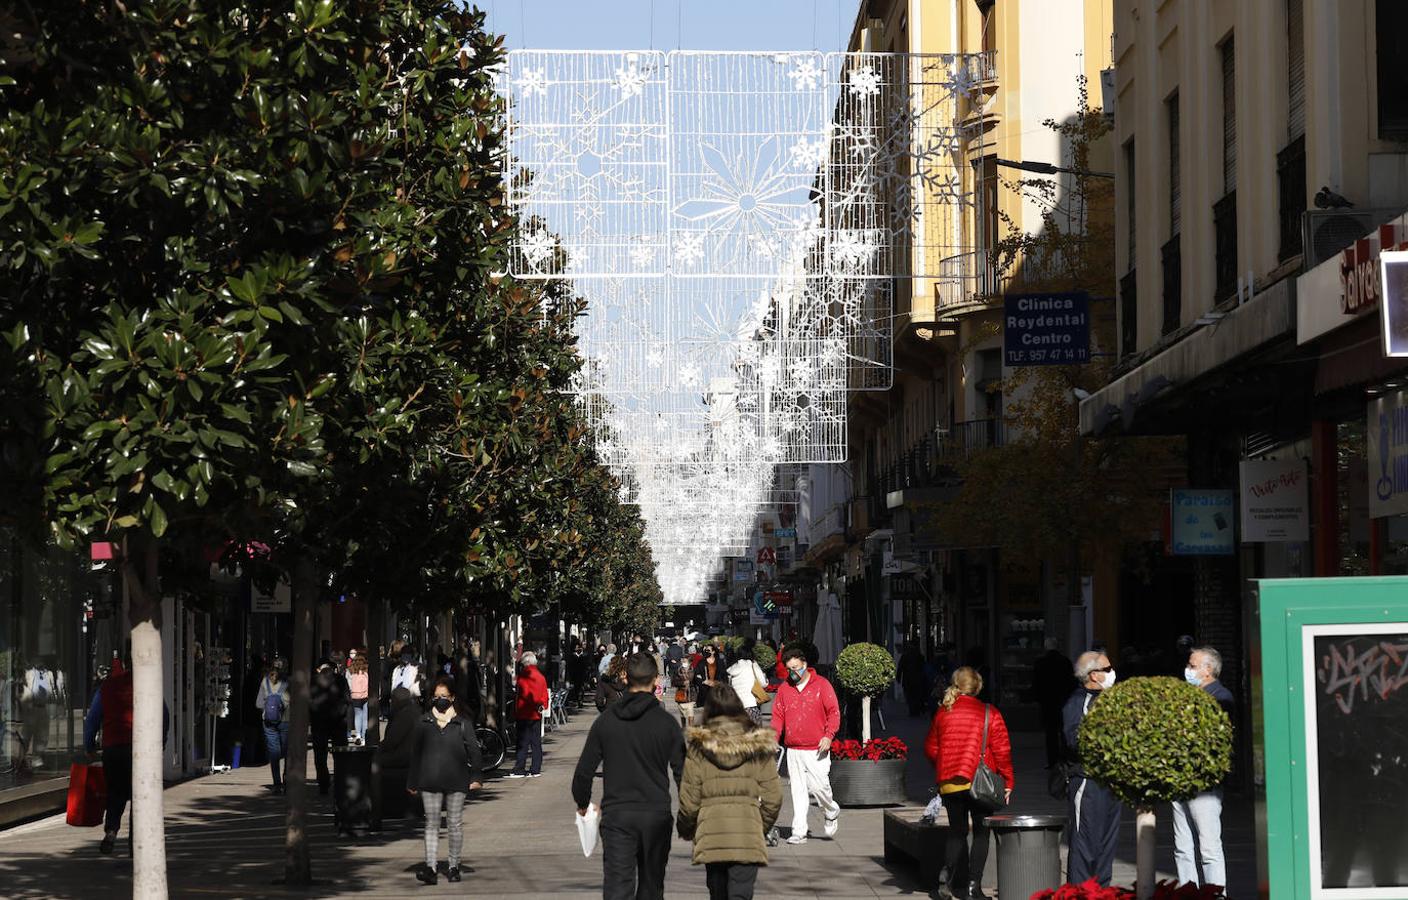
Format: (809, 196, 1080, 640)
(770, 647, 841, 844)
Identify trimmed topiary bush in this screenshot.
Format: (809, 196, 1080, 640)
(1079, 676, 1233, 899)
(753, 643, 777, 671)
(835, 642, 896, 696)
(1079, 676, 1232, 808)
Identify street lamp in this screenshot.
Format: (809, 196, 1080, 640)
(995, 158, 1115, 179)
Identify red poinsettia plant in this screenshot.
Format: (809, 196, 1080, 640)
(829, 736, 908, 761)
(1031, 880, 1228, 900)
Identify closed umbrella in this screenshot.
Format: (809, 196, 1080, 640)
(811, 591, 843, 666)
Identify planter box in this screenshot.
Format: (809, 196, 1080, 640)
(829, 757, 907, 807)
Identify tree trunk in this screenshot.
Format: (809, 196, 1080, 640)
(283, 558, 317, 886)
(860, 694, 872, 743)
(1135, 806, 1156, 900)
(366, 596, 384, 832)
(124, 539, 168, 899)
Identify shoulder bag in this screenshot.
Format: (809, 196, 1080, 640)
(969, 704, 1008, 812)
(750, 663, 771, 705)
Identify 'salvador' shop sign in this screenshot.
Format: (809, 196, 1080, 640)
(1341, 224, 1408, 313)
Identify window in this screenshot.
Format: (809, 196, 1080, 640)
(1377, 0, 1408, 138)
(975, 155, 1000, 294)
(1221, 36, 1236, 195)
(1120, 269, 1138, 358)
(1168, 93, 1181, 235)
(1287, 0, 1305, 140)
(981, 5, 996, 55)
(1124, 139, 1137, 268)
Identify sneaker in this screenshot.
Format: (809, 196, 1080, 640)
(447, 866, 462, 883)
(823, 813, 839, 837)
(99, 833, 115, 855)
(415, 865, 438, 885)
(505, 772, 528, 779)
(785, 834, 808, 845)
(528, 773, 543, 778)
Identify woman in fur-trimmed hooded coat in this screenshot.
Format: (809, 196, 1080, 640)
(677, 685, 784, 900)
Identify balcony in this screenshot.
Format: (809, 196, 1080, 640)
(1213, 191, 1238, 302)
(1161, 235, 1181, 335)
(936, 249, 1008, 314)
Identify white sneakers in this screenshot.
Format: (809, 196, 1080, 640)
(785, 834, 808, 845)
(823, 814, 840, 838)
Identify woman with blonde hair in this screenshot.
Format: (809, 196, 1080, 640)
(922, 666, 1015, 900)
(346, 649, 370, 744)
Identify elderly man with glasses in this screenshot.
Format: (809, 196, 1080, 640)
(1172, 646, 1234, 890)
(1062, 650, 1122, 886)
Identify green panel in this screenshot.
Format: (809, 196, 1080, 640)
(1258, 577, 1408, 900)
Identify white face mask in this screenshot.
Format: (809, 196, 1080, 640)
(1184, 667, 1201, 686)
(1099, 669, 1117, 689)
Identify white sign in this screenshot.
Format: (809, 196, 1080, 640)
(251, 582, 291, 614)
(1368, 389, 1408, 518)
(1239, 459, 1310, 542)
(1381, 250, 1408, 356)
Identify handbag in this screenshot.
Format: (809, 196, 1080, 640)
(969, 704, 1008, 812)
(750, 663, 771, 706)
(66, 762, 107, 827)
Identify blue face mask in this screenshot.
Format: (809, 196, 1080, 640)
(1184, 667, 1201, 686)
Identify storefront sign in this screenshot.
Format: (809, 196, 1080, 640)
(251, 582, 291, 614)
(1239, 459, 1310, 542)
(733, 560, 754, 582)
(755, 546, 776, 565)
(764, 590, 793, 607)
(1003, 292, 1091, 366)
(1170, 489, 1236, 555)
(774, 527, 797, 538)
(1300, 218, 1408, 344)
(1381, 250, 1408, 356)
(1368, 389, 1408, 518)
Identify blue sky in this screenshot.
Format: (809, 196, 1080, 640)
(480, 0, 855, 52)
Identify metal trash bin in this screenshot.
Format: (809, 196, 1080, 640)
(983, 814, 1066, 900)
(332, 746, 375, 836)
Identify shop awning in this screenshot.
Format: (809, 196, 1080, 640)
(1078, 277, 1296, 435)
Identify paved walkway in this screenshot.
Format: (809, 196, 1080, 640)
(0, 697, 1258, 898)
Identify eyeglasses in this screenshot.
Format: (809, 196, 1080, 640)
(1092, 666, 1113, 673)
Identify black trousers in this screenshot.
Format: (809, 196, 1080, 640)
(705, 862, 759, 900)
(1040, 705, 1063, 768)
(940, 789, 992, 892)
(1067, 775, 1121, 886)
(513, 719, 543, 775)
(311, 726, 348, 792)
(103, 744, 133, 835)
(601, 808, 672, 900)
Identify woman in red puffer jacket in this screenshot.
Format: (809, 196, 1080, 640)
(923, 667, 1014, 900)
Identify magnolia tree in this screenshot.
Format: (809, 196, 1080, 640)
(835, 643, 896, 742)
(1080, 677, 1232, 899)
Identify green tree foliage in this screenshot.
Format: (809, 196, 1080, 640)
(1079, 676, 1232, 809)
(0, 0, 657, 889)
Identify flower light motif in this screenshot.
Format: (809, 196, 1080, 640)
(789, 137, 827, 171)
(520, 228, 556, 269)
(516, 67, 549, 97)
(674, 136, 811, 269)
(678, 363, 702, 388)
(614, 60, 649, 97)
(847, 65, 883, 98)
(674, 231, 706, 268)
(630, 240, 657, 269)
(787, 56, 824, 90)
(646, 347, 665, 368)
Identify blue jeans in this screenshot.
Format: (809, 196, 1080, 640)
(263, 722, 289, 786)
(1172, 787, 1225, 887)
(352, 702, 368, 741)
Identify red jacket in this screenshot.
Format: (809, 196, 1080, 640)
(770, 669, 840, 750)
(923, 694, 1015, 789)
(514, 665, 550, 721)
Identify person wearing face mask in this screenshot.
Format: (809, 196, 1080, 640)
(691, 645, 725, 710)
(1063, 651, 1122, 886)
(407, 676, 484, 885)
(1171, 646, 1234, 890)
(770, 647, 841, 844)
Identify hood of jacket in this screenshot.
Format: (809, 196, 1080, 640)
(610, 690, 660, 721)
(686, 718, 777, 770)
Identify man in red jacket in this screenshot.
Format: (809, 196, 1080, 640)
(770, 647, 841, 844)
(508, 651, 550, 778)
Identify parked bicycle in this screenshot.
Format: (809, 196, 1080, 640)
(474, 719, 517, 772)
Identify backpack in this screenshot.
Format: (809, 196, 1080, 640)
(262, 678, 285, 724)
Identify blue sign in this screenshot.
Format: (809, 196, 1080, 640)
(1003, 292, 1091, 366)
(1170, 489, 1236, 556)
(774, 527, 797, 538)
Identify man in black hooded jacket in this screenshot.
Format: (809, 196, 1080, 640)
(572, 652, 685, 900)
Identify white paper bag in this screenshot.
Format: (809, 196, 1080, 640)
(575, 804, 600, 857)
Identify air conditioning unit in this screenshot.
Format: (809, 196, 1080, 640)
(1303, 208, 1404, 270)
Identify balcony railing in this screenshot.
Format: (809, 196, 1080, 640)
(1161, 235, 1181, 335)
(936, 250, 1007, 311)
(1213, 191, 1238, 302)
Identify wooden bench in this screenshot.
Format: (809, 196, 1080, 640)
(882, 807, 950, 889)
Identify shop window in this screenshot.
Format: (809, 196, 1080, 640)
(1337, 420, 1371, 576)
(1376, 0, 1408, 139)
